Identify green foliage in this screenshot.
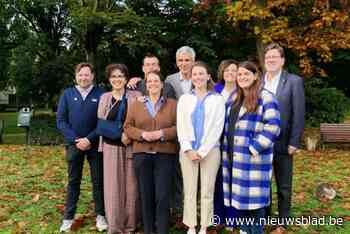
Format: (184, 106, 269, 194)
(29, 113, 63, 145)
(2, 0, 350, 112)
(305, 78, 350, 127)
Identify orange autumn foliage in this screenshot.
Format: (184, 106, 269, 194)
(224, 0, 350, 76)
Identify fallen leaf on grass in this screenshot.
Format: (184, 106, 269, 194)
(294, 192, 306, 203)
(48, 194, 61, 200)
(71, 215, 87, 231)
(312, 151, 322, 157)
(32, 194, 40, 202)
(0, 194, 16, 201)
(13, 221, 27, 233)
(55, 204, 65, 214)
(341, 202, 350, 210)
(71, 219, 84, 231)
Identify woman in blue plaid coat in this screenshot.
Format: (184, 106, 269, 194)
(222, 61, 281, 234)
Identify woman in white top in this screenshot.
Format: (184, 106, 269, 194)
(177, 61, 225, 234)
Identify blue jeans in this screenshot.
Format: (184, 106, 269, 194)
(240, 207, 265, 234)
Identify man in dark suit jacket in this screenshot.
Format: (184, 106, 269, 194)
(127, 53, 176, 99)
(263, 43, 305, 234)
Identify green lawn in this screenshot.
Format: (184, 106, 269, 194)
(0, 112, 26, 144)
(0, 145, 349, 234)
(0, 110, 56, 145)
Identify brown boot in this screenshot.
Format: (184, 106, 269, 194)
(270, 226, 287, 234)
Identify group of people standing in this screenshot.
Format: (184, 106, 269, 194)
(56, 42, 305, 234)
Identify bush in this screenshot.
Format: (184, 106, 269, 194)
(29, 113, 64, 145)
(305, 78, 350, 127)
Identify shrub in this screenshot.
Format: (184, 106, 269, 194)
(29, 113, 64, 145)
(305, 78, 350, 127)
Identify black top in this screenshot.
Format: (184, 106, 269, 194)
(103, 97, 128, 146)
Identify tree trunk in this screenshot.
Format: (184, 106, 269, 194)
(255, 0, 267, 70)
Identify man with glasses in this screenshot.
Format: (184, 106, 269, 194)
(263, 43, 305, 234)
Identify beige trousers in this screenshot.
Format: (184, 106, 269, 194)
(180, 147, 220, 227)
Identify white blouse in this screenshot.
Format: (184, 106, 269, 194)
(176, 93, 225, 158)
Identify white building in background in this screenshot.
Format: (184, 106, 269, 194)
(0, 86, 16, 110)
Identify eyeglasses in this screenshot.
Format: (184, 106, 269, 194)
(110, 75, 125, 79)
(265, 55, 282, 60)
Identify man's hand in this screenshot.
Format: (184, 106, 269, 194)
(127, 77, 141, 89)
(288, 145, 297, 155)
(75, 138, 91, 151)
(121, 133, 131, 146)
(185, 150, 201, 162)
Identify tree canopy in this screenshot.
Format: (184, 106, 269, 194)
(1, 0, 350, 109)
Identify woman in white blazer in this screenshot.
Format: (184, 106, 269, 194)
(177, 61, 225, 234)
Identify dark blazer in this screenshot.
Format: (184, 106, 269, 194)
(264, 70, 305, 154)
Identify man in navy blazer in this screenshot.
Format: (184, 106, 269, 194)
(263, 43, 305, 234)
(56, 63, 107, 233)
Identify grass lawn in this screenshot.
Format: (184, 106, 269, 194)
(0, 144, 349, 234)
(0, 112, 26, 144)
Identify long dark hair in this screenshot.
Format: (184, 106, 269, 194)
(235, 61, 262, 113)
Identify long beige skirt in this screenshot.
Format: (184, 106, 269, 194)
(102, 143, 139, 234)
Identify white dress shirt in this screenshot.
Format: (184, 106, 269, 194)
(264, 70, 282, 95)
(75, 85, 94, 100)
(179, 73, 192, 94)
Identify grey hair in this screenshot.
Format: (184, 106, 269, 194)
(176, 46, 196, 60)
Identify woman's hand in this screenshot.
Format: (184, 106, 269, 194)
(121, 133, 131, 145)
(185, 150, 201, 162)
(141, 130, 163, 142)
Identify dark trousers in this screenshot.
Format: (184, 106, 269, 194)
(267, 152, 293, 222)
(171, 153, 183, 215)
(64, 145, 105, 220)
(240, 207, 265, 234)
(133, 153, 175, 234)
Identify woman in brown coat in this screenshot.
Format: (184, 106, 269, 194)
(124, 71, 177, 234)
(97, 64, 140, 234)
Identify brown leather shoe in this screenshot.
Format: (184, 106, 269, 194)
(270, 226, 287, 234)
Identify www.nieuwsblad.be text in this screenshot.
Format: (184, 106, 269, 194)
(211, 215, 344, 226)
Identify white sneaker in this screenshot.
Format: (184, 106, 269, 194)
(96, 215, 108, 232)
(240, 230, 248, 234)
(198, 229, 206, 234)
(59, 219, 73, 232)
(187, 228, 196, 234)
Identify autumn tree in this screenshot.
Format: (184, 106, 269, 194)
(225, 0, 350, 76)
